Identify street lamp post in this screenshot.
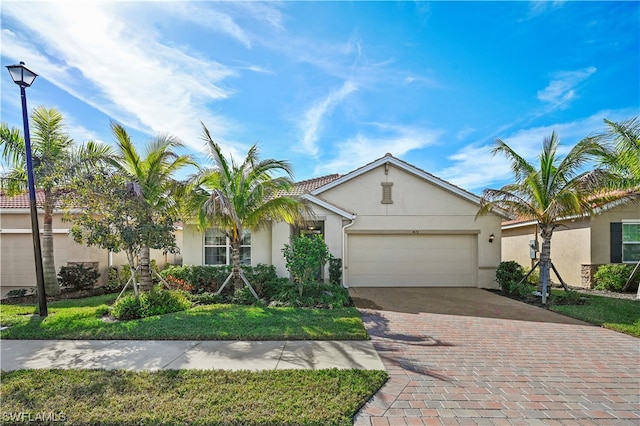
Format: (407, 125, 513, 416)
(6, 61, 47, 317)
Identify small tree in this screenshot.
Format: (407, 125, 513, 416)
(64, 171, 179, 296)
(282, 234, 331, 296)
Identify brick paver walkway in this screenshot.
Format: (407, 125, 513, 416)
(353, 308, 640, 425)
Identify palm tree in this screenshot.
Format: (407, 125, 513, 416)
(108, 122, 193, 292)
(593, 117, 640, 191)
(189, 123, 309, 291)
(477, 132, 627, 303)
(1, 106, 112, 295)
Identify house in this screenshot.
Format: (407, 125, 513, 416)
(501, 196, 640, 288)
(182, 153, 505, 288)
(0, 191, 183, 298)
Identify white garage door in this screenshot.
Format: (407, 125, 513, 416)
(347, 234, 476, 287)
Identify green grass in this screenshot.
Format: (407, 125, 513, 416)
(0, 368, 388, 425)
(0, 294, 369, 340)
(550, 291, 640, 337)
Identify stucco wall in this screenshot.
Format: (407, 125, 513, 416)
(319, 164, 502, 288)
(590, 201, 640, 265)
(1, 211, 184, 297)
(502, 218, 592, 288)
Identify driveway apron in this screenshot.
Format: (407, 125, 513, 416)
(351, 287, 640, 426)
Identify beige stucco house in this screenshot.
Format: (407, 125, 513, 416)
(0, 191, 182, 297)
(182, 154, 505, 288)
(501, 196, 640, 288)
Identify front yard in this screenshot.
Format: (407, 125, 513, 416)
(0, 294, 368, 341)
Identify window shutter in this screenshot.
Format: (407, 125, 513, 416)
(610, 222, 622, 263)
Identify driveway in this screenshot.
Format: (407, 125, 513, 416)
(350, 287, 640, 425)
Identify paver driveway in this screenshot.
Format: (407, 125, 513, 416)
(350, 287, 640, 426)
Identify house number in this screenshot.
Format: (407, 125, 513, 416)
(412, 230, 420, 234)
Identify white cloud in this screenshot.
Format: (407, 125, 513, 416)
(314, 123, 442, 175)
(298, 81, 357, 157)
(2, 1, 238, 154)
(537, 66, 597, 110)
(439, 108, 637, 193)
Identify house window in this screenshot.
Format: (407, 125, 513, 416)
(204, 228, 251, 266)
(622, 223, 640, 263)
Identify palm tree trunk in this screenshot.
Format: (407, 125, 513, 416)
(538, 225, 554, 304)
(42, 201, 60, 296)
(231, 239, 242, 290)
(139, 246, 153, 291)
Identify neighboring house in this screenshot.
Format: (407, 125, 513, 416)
(0, 191, 183, 298)
(183, 153, 505, 288)
(501, 196, 640, 288)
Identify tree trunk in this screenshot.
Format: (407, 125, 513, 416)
(139, 246, 153, 291)
(538, 224, 554, 304)
(42, 201, 60, 296)
(231, 239, 242, 291)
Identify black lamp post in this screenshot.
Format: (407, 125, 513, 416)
(6, 61, 47, 317)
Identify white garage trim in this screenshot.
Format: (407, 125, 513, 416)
(346, 233, 478, 288)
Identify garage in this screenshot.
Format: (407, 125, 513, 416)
(346, 233, 477, 287)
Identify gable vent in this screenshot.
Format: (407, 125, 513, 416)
(381, 182, 393, 204)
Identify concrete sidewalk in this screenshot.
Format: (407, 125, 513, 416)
(0, 339, 385, 371)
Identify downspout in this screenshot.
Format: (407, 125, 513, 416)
(341, 215, 356, 288)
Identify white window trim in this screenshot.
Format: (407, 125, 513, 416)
(203, 228, 251, 266)
(622, 221, 640, 263)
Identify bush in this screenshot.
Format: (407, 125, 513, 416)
(267, 280, 352, 308)
(58, 264, 101, 291)
(495, 261, 526, 292)
(188, 292, 223, 306)
(111, 294, 143, 320)
(282, 235, 331, 296)
(111, 288, 192, 320)
(231, 287, 259, 305)
(161, 265, 231, 293)
(6, 288, 31, 298)
(329, 257, 342, 286)
(593, 264, 637, 292)
(550, 290, 589, 306)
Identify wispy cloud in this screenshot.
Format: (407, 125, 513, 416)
(537, 66, 597, 110)
(439, 108, 636, 193)
(314, 123, 442, 175)
(1, 2, 239, 154)
(298, 81, 357, 157)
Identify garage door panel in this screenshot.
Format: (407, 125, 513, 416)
(347, 234, 476, 287)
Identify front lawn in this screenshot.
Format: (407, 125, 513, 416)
(0, 368, 388, 426)
(549, 291, 640, 337)
(0, 294, 369, 340)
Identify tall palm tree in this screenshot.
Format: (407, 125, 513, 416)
(1, 106, 112, 295)
(189, 123, 309, 291)
(477, 132, 627, 303)
(108, 122, 193, 291)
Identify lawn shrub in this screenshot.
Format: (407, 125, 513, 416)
(105, 266, 125, 292)
(111, 288, 192, 320)
(267, 280, 352, 308)
(329, 257, 342, 285)
(58, 264, 100, 291)
(495, 261, 526, 292)
(282, 235, 331, 296)
(111, 294, 143, 320)
(161, 265, 231, 293)
(231, 286, 259, 305)
(550, 290, 589, 306)
(188, 292, 222, 305)
(593, 264, 638, 292)
(241, 263, 278, 297)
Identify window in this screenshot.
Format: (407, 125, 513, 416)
(622, 223, 640, 263)
(204, 229, 251, 266)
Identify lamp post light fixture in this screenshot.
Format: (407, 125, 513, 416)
(6, 61, 47, 317)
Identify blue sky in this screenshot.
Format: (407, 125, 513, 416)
(1, 1, 638, 194)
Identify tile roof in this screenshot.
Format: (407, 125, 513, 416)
(0, 190, 45, 209)
(284, 174, 342, 196)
